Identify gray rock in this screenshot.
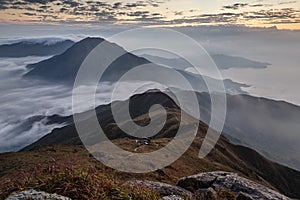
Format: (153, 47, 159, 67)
(194, 187, 217, 200)
(177, 171, 219, 192)
(162, 195, 184, 200)
(176, 171, 291, 200)
(236, 192, 255, 200)
(6, 189, 71, 200)
(125, 180, 192, 197)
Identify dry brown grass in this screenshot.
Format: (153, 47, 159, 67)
(0, 162, 160, 200)
(0, 133, 298, 199)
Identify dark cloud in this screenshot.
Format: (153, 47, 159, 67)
(89, 6, 100, 12)
(86, 1, 109, 7)
(0, 0, 169, 24)
(63, 0, 81, 7)
(128, 11, 150, 17)
(39, 5, 51, 9)
(60, 7, 68, 12)
(23, 0, 56, 5)
(223, 3, 248, 10)
(278, 1, 297, 5)
(12, 1, 28, 6)
(0, 5, 8, 10)
(0, 0, 299, 27)
(125, 2, 147, 8)
(23, 12, 36, 16)
(152, 13, 161, 16)
(244, 8, 300, 21)
(250, 4, 264, 7)
(222, 2, 283, 10)
(0, 0, 10, 10)
(113, 2, 122, 9)
(174, 11, 183, 16)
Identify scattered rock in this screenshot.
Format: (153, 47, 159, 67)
(125, 180, 192, 197)
(193, 187, 217, 200)
(177, 171, 218, 192)
(156, 169, 167, 176)
(162, 195, 184, 200)
(176, 171, 291, 200)
(6, 189, 71, 200)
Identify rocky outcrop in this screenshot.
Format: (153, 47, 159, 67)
(194, 187, 218, 200)
(176, 171, 291, 200)
(124, 171, 292, 199)
(162, 195, 184, 200)
(4, 172, 293, 200)
(6, 189, 71, 200)
(124, 180, 192, 198)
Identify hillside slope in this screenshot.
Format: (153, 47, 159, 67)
(20, 91, 300, 199)
(23, 37, 247, 93)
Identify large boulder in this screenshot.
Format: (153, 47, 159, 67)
(124, 180, 192, 198)
(6, 189, 71, 200)
(176, 171, 291, 200)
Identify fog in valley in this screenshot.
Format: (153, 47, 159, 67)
(0, 25, 299, 170)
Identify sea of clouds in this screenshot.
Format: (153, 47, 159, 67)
(0, 53, 169, 152)
(0, 27, 299, 152)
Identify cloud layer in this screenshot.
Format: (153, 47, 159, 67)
(0, 0, 299, 28)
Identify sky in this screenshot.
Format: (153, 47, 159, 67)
(0, 0, 299, 29)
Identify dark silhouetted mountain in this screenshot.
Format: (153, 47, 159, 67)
(211, 54, 271, 69)
(23, 37, 247, 94)
(24, 37, 150, 83)
(0, 39, 75, 57)
(172, 89, 300, 171)
(21, 91, 179, 149)
(21, 90, 300, 199)
(21, 89, 300, 171)
(222, 94, 300, 171)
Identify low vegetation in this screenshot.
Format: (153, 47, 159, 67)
(0, 163, 160, 200)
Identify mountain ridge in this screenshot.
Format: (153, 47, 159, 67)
(0, 39, 75, 57)
(19, 90, 300, 199)
(141, 53, 271, 70)
(23, 37, 249, 95)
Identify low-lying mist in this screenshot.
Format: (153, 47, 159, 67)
(0, 56, 169, 152)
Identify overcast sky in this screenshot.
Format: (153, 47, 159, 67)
(0, 0, 299, 29)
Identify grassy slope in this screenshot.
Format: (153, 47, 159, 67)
(2, 92, 300, 199)
(1, 117, 300, 199)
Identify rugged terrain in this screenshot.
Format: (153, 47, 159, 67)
(20, 37, 300, 170)
(3, 91, 298, 199)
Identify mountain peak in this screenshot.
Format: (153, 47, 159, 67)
(74, 37, 104, 45)
(24, 37, 149, 83)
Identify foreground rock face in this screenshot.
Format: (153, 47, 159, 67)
(125, 180, 193, 198)
(6, 171, 291, 200)
(6, 189, 71, 200)
(176, 171, 291, 200)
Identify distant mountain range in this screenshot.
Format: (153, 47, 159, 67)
(0, 39, 75, 57)
(22, 89, 300, 172)
(24, 37, 150, 83)
(19, 37, 300, 170)
(24, 37, 248, 94)
(21, 90, 300, 199)
(141, 54, 271, 70)
(212, 54, 271, 69)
